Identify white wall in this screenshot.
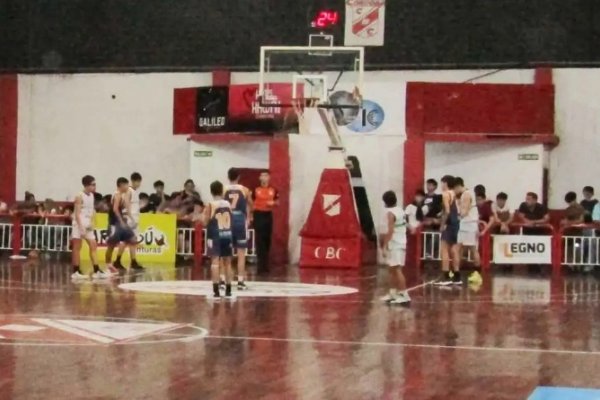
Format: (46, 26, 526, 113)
(17, 73, 212, 199)
(550, 69, 600, 208)
(188, 141, 269, 198)
(425, 143, 544, 210)
(289, 134, 404, 263)
(16, 69, 534, 200)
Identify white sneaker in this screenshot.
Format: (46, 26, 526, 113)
(71, 271, 89, 280)
(92, 270, 112, 280)
(380, 293, 396, 302)
(106, 264, 119, 275)
(390, 292, 411, 305)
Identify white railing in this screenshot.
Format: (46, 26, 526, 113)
(562, 234, 600, 266)
(420, 231, 475, 262)
(0, 223, 12, 250)
(20, 224, 72, 252)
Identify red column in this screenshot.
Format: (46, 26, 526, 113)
(269, 135, 290, 266)
(193, 222, 204, 267)
(0, 75, 18, 203)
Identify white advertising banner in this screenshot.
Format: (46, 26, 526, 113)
(345, 0, 386, 46)
(493, 235, 552, 264)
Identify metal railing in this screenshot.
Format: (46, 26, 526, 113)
(0, 213, 256, 261)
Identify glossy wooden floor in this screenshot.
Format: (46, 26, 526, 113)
(1, 255, 600, 400)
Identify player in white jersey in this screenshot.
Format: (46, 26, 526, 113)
(453, 177, 482, 284)
(109, 172, 144, 271)
(71, 175, 111, 280)
(379, 190, 411, 305)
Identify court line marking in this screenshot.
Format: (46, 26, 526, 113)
(32, 318, 115, 344)
(204, 334, 600, 356)
(1, 284, 599, 305)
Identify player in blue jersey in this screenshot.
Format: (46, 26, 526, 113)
(224, 168, 253, 290)
(203, 180, 234, 299)
(105, 177, 137, 273)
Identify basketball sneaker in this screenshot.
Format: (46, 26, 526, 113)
(237, 281, 248, 291)
(380, 293, 396, 302)
(113, 259, 127, 272)
(451, 271, 463, 285)
(434, 272, 454, 286)
(131, 260, 144, 271)
(106, 264, 119, 275)
(92, 270, 112, 280)
(71, 271, 89, 280)
(390, 292, 411, 305)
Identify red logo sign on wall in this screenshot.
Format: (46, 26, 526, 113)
(228, 83, 294, 121)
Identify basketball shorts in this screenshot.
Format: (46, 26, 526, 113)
(128, 215, 140, 236)
(386, 247, 406, 267)
(231, 213, 248, 249)
(106, 224, 136, 245)
(71, 219, 95, 241)
(441, 224, 459, 245)
(458, 229, 479, 247)
(207, 236, 233, 258)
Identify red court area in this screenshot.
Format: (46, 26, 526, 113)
(0, 259, 599, 400)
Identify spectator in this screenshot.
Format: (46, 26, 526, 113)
(0, 199, 7, 213)
(580, 186, 597, 223)
(139, 192, 149, 212)
(147, 180, 169, 213)
(474, 184, 486, 197)
(562, 191, 585, 227)
(492, 192, 513, 234)
(423, 178, 442, 227)
(476, 192, 494, 234)
(405, 189, 428, 230)
(181, 179, 201, 203)
(518, 192, 549, 226)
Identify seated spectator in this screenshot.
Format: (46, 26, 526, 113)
(0, 199, 7, 213)
(518, 192, 549, 226)
(181, 179, 201, 203)
(147, 180, 169, 213)
(474, 184, 486, 197)
(405, 189, 428, 231)
(423, 178, 442, 227)
(580, 186, 597, 223)
(492, 192, 513, 234)
(139, 192, 149, 212)
(562, 191, 585, 227)
(476, 192, 494, 234)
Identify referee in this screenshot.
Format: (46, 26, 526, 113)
(252, 170, 278, 274)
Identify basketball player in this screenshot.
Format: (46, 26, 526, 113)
(111, 172, 144, 271)
(203, 181, 234, 299)
(379, 191, 410, 305)
(105, 177, 137, 272)
(71, 175, 110, 280)
(224, 168, 253, 290)
(453, 177, 482, 285)
(435, 175, 461, 286)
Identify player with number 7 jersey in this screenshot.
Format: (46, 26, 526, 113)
(224, 168, 253, 290)
(204, 181, 234, 299)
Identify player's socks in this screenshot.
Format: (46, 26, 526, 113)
(93, 265, 100, 273)
(73, 265, 81, 274)
(212, 283, 220, 297)
(225, 284, 232, 298)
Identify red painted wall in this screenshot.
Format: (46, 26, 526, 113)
(404, 80, 555, 207)
(0, 75, 18, 203)
(413, 82, 554, 135)
(269, 136, 290, 265)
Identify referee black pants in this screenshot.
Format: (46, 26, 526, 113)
(253, 211, 273, 272)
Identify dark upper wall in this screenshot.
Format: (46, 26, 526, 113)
(1, 0, 598, 72)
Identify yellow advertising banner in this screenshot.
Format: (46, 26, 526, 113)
(80, 213, 177, 264)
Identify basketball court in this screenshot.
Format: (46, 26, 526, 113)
(2, 1, 600, 399)
(1, 260, 600, 399)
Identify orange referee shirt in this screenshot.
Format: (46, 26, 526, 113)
(253, 186, 278, 212)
